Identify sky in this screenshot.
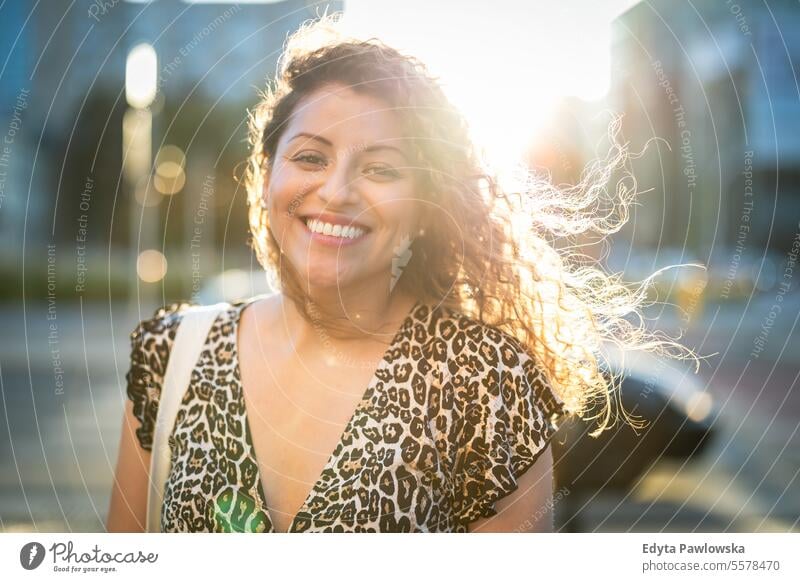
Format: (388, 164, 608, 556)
(340, 0, 639, 168)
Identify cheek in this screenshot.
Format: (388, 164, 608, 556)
(266, 171, 309, 230)
(366, 204, 418, 264)
(266, 170, 300, 208)
(379, 199, 419, 238)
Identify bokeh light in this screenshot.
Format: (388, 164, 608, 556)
(137, 249, 168, 283)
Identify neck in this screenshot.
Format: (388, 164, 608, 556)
(281, 278, 417, 353)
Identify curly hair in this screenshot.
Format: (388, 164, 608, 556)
(242, 14, 699, 435)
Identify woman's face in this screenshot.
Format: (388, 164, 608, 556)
(264, 83, 421, 295)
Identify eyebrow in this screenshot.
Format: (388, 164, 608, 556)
(362, 144, 409, 161)
(288, 132, 333, 147)
(288, 133, 409, 161)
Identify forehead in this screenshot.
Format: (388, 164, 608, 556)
(282, 84, 408, 150)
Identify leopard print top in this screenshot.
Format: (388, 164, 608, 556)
(126, 296, 568, 532)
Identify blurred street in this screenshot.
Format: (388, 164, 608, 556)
(0, 301, 146, 532)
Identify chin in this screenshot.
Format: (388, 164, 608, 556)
(295, 264, 355, 290)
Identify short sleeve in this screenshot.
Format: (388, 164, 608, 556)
(452, 334, 569, 526)
(125, 302, 187, 451)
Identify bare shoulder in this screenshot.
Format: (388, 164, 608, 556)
(237, 293, 284, 341)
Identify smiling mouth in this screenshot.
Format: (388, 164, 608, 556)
(300, 217, 371, 244)
(300, 217, 370, 240)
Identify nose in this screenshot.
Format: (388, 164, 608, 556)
(315, 157, 358, 206)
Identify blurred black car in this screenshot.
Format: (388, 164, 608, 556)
(552, 348, 716, 531)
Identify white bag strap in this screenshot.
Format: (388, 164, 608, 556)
(146, 302, 228, 532)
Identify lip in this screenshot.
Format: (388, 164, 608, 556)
(299, 212, 371, 231)
(298, 215, 370, 247)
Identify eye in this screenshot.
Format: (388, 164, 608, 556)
(290, 152, 327, 169)
(363, 164, 401, 181)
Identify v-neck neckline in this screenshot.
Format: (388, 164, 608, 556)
(230, 294, 421, 533)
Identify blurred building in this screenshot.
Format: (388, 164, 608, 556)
(610, 0, 800, 257)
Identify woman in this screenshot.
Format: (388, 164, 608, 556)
(107, 16, 693, 533)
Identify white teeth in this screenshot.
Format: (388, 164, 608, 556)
(306, 218, 365, 239)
